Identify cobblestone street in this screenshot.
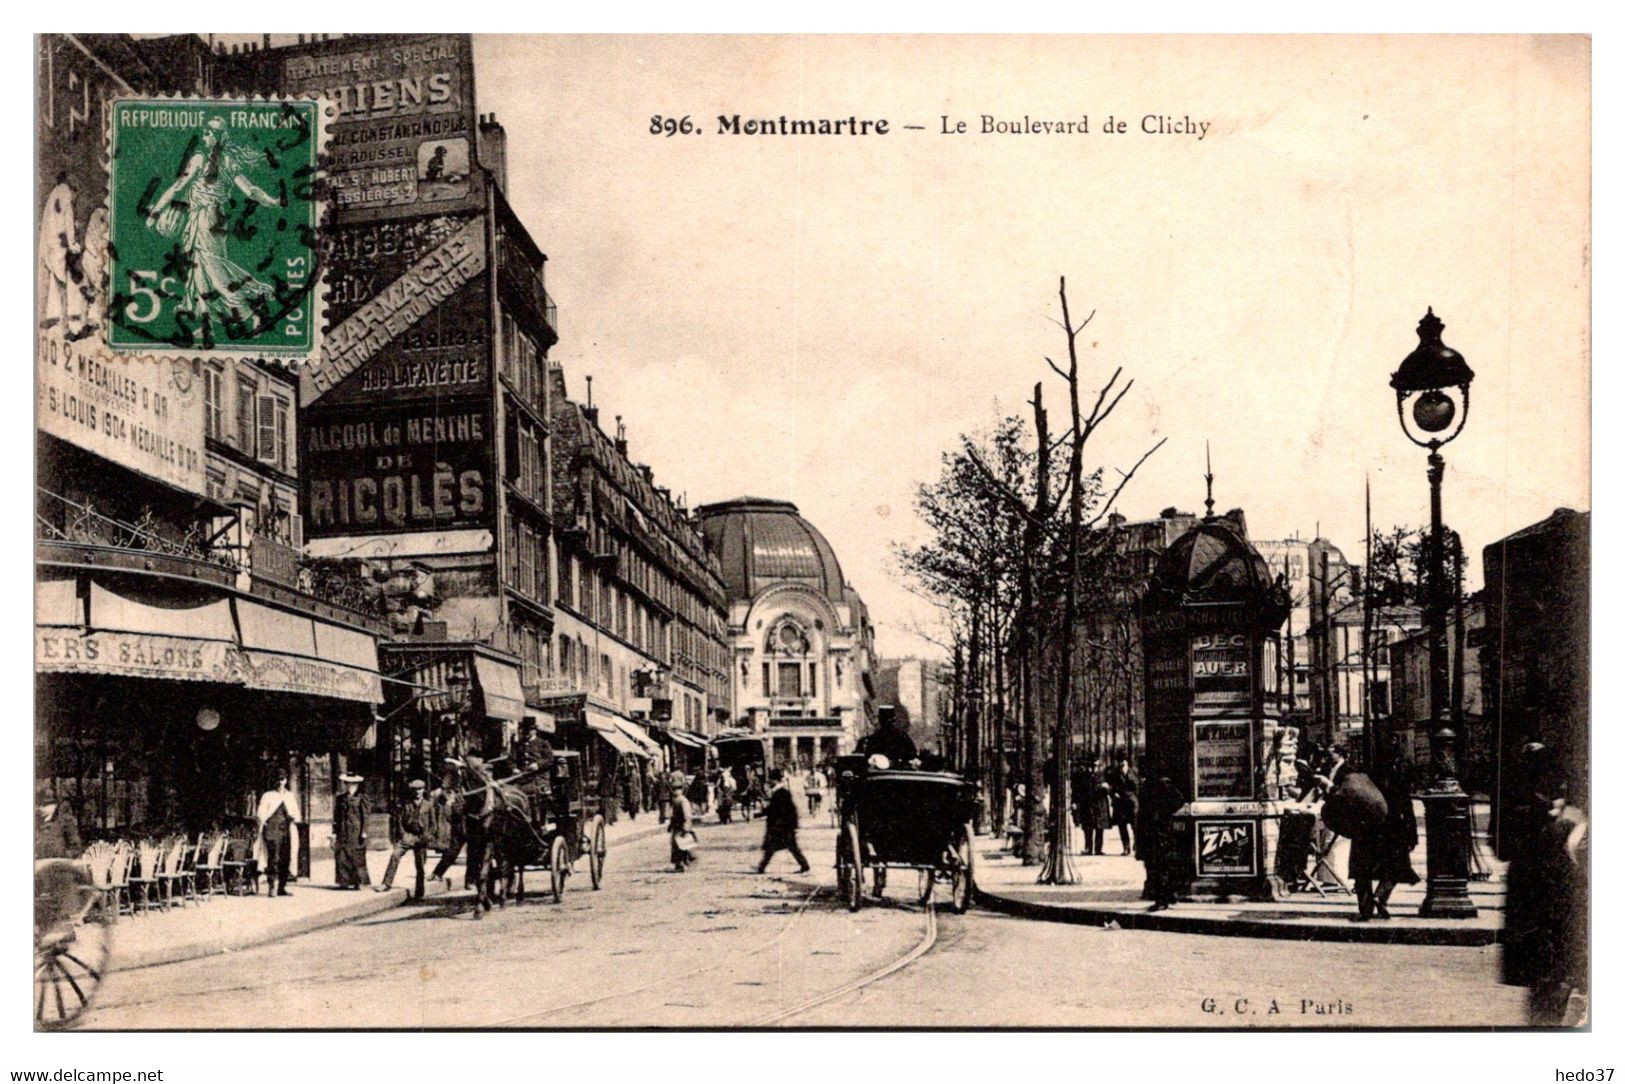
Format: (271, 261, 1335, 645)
(83, 818, 1527, 1029)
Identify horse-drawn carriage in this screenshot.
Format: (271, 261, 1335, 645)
(833, 754, 978, 913)
(460, 749, 608, 914)
(34, 857, 110, 1029)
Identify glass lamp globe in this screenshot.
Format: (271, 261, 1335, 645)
(1412, 389, 1457, 433)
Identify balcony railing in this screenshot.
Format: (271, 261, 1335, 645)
(36, 487, 239, 584)
(37, 487, 386, 628)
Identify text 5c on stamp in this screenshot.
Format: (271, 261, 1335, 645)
(106, 97, 327, 358)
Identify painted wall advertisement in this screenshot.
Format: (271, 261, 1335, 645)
(1196, 819, 1258, 878)
(302, 399, 493, 538)
(1194, 720, 1253, 799)
(37, 335, 207, 497)
(303, 215, 488, 408)
(312, 214, 490, 408)
(278, 34, 479, 219)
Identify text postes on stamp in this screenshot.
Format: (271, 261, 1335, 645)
(106, 97, 326, 359)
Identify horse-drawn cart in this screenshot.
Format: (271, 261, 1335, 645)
(832, 755, 978, 913)
(462, 750, 608, 913)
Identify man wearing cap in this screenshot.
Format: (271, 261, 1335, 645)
(377, 778, 432, 899)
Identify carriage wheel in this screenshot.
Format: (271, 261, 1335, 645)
(918, 869, 935, 905)
(841, 821, 863, 912)
(588, 817, 607, 890)
(549, 836, 569, 903)
(949, 824, 975, 914)
(871, 866, 887, 899)
(35, 891, 110, 1031)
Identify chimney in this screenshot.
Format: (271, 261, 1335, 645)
(639, 465, 654, 483)
(478, 114, 508, 192)
(613, 416, 628, 458)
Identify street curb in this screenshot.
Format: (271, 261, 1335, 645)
(106, 823, 681, 972)
(972, 885, 1501, 946)
(109, 882, 448, 974)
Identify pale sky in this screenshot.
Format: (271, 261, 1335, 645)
(472, 35, 1590, 658)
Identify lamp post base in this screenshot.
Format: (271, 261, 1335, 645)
(1418, 790, 1479, 919)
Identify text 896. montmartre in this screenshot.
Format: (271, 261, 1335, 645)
(717, 115, 889, 135)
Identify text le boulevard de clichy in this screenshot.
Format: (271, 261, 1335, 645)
(660, 114, 1212, 139)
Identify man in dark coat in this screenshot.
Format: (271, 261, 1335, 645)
(1502, 743, 1589, 1025)
(35, 794, 82, 860)
(332, 773, 371, 889)
(378, 779, 431, 898)
(1138, 772, 1184, 911)
(755, 770, 811, 874)
(855, 707, 918, 767)
(1107, 753, 1140, 857)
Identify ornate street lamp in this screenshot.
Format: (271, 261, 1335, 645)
(1389, 307, 1478, 918)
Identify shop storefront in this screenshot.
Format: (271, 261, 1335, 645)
(35, 574, 384, 867)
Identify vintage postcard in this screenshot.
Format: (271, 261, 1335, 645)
(32, 33, 1589, 1041)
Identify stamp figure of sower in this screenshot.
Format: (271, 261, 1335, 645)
(144, 116, 282, 333)
(108, 99, 324, 357)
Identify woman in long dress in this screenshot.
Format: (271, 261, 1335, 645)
(144, 117, 281, 334)
(332, 774, 371, 889)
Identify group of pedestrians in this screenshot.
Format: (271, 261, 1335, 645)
(1071, 751, 1139, 857)
(667, 767, 812, 876)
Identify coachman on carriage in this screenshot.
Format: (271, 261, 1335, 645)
(453, 747, 608, 916)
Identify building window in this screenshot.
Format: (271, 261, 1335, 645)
(204, 365, 224, 439)
(273, 396, 289, 471)
(761, 662, 770, 694)
(778, 662, 802, 698)
(235, 376, 256, 451)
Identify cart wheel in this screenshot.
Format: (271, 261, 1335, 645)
(549, 836, 568, 903)
(872, 866, 887, 899)
(918, 869, 935, 905)
(950, 824, 975, 914)
(841, 822, 863, 912)
(35, 890, 109, 1031)
(588, 817, 607, 890)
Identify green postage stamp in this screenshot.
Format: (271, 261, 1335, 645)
(106, 97, 327, 358)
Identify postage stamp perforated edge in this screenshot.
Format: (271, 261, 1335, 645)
(99, 91, 333, 366)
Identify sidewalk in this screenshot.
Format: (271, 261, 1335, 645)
(972, 832, 1506, 946)
(108, 815, 669, 972)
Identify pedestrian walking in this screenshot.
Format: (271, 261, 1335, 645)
(1315, 750, 1404, 922)
(625, 758, 643, 821)
(332, 772, 371, 889)
(1138, 773, 1183, 911)
(1502, 742, 1588, 1025)
(256, 769, 300, 897)
(1107, 752, 1139, 856)
(429, 762, 465, 892)
(668, 772, 697, 872)
(756, 769, 812, 874)
(377, 779, 431, 898)
(716, 771, 735, 825)
(687, 769, 708, 816)
(654, 769, 672, 824)
(805, 767, 825, 818)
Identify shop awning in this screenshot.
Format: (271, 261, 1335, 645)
(596, 726, 644, 758)
(524, 710, 557, 735)
(235, 600, 382, 704)
(616, 719, 663, 759)
(36, 579, 82, 628)
(90, 581, 235, 641)
(662, 728, 710, 750)
(472, 655, 525, 722)
(38, 581, 243, 684)
(582, 707, 652, 758)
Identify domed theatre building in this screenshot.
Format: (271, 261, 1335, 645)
(696, 499, 877, 768)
